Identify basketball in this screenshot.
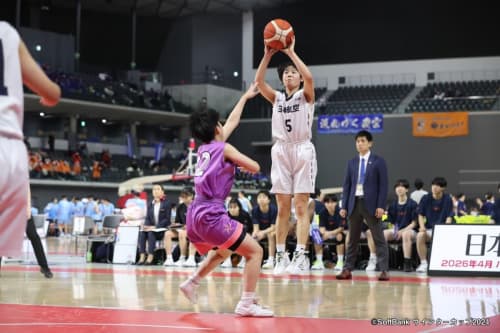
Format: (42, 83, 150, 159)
(263, 19, 294, 50)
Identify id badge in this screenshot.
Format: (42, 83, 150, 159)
(356, 184, 363, 193)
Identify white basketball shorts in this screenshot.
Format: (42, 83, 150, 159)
(270, 140, 317, 195)
(0, 137, 29, 257)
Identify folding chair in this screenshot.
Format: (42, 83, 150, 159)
(31, 214, 48, 238)
(73, 216, 95, 255)
(85, 215, 123, 263)
(102, 215, 123, 230)
(32, 214, 46, 228)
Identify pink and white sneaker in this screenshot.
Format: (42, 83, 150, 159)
(179, 278, 199, 304)
(234, 301, 274, 317)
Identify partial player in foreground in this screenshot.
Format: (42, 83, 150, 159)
(179, 83, 273, 317)
(0, 21, 60, 261)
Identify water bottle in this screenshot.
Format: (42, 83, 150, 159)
(310, 223, 323, 245)
(86, 250, 93, 263)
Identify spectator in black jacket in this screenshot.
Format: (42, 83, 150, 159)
(137, 184, 170, 265)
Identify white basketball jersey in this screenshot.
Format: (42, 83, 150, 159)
(271, 89, 314, 143)
(0, 22, 23, 140)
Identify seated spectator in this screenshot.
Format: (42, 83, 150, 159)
(366, 179, 418, 272)
(312, 194, 347, 271)
(101, 149, 112, 169)
(163, 187, 197, 267)
(251, 191, 277, 270)
(456, 193, 467, 217)
(221, 198, 253, 268)
(492, 184, 500, 225)
(410, 178, 428, 205)
(91, 161, 102, 181)
(137, 185, 170, 265)
(416, 177, 454, 273)
(127, 159, 143, 177)
(237, 191, 253, 213)
(478, 192, 495, 216)
(40, 158, 53, 178)
(44, 197, 59, 236)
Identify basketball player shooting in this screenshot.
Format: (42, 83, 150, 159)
(255, 25, 317, 275)
(0, 21, 60, 259)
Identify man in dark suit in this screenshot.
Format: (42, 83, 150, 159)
(336, 130, 390, 281)
(137, 184, 171, 265)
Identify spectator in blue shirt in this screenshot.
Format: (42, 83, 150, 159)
(57, 195, 73, 236)
(44, 198, 58, 222)
(84, 195, 97, 218)
(416, 177, 453, 273)
(456, 193, 467, 216)
(73, 197, 85, 216)
(251, 191, 277, 269)
(366, 179, 418, 272)
(478, 192, 495, 216)
(491, 184, 500, 224)
(99, 198, 115, 217)
(311, 187, 325, 215)
(312, 194, 347, 271)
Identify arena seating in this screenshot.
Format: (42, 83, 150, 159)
(321, 84, 414, 115)
(26, 68, 177, 112)
(406, 80, 500, 112)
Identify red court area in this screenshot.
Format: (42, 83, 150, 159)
(1, 304, 498, 333)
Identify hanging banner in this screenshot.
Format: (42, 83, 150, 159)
(154, 142, 164, 162)
(126, 133, 134, 157)
(318, 114, 383, 134)
(412, 112, 469, 137)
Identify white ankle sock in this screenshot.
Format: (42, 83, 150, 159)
(241, 291, 256, 305)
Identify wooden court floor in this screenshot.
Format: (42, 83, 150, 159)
(0, 237, 498, 333)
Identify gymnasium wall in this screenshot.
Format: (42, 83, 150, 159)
(158, 14, 242, 89)
(252, 1, 500, 67)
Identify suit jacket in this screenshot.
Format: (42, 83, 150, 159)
(341, 153, 388, 217)
(144, 198, 171, 228)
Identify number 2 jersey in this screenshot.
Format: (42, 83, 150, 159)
(0, 21, 23, 140)
(271, 89, 314, 143)
(193, 141, 234, 201)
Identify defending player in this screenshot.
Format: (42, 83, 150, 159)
(179, 83, 273, 317)
(255, 37, 316, 275)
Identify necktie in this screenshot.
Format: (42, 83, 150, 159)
(359, 158, 366, 184)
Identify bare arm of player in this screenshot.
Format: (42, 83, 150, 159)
(222, 82, 259, 141)
(254, 46, 278, 104)
(223, 143, 260, 174)
(281, 37, 315, 103)
(19, 41, 61, 107)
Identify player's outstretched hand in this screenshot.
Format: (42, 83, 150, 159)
(244, 81, 260, 100)
(237, 166, 258, 175)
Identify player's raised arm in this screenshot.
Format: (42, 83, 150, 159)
(281, 37, 315, 103)
(223, 143, 260, 174)
(254, 46, 277, 105)
(222, 82, 259, 141)
(19, 41, 61, 107)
